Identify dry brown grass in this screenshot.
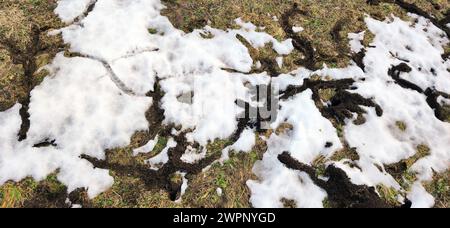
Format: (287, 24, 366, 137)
(0, 0, 63, 111)
(0, 0, 449, 208)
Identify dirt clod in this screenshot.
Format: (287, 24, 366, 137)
(278, 151, 403, 208)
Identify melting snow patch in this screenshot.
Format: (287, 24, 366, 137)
(175, 172, 189, 203)
(247, 90, 342, 207)
(1, 53, 151, 198)
(216, 187, 223, 196)
(0, 0, 449, 207)
(292, 26, 304, 33)
(407, 183, 435, 208)
(331, 15, 450, 206)
(133, 136, 159, 156)
(147, 137, 177, 170)
(55, 0, 92, 23)
(348, 31, 365, 53)
(221, 128, 256, 162)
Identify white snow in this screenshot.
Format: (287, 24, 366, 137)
(55, 0, 92, 23)
(181, 146, 208, 164)
(175, 172, 188, 203)
(133, 136, 159, 156)
(230, 128, 256, 153)
(221, 128, 256, 162)
(234, 18, 294, 56)
(147, 137, 176, 170)
(0, 0, 448, 207)
(363, 16, 450, 93)
(216, 187, 223, 196)
(247, 15, 450, 207)
(247, 90, 342, 207)
(407, 183, 435, 208)
(348, 31, 365, 53)
(328, 15, 450, 206)
(438, 96, 450, 106)
(276, 57, 284, 68)
(292, 26, 304, 33)
(0, 53, 152, 198)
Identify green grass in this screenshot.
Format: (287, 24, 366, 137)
(1, 0, 449, 208)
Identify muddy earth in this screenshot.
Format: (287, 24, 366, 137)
(0, 0, 449, 208)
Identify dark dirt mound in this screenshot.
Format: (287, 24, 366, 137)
(278, 152, 410, 208)
(281, 3, 360, 71)
(367, 0, 450, 38)
(387, 62, 450, 122)
(367, 0, 450, 123)
(23, 184, 91, 208)
(425, 88, 450, 122)
(280, 3, 317, 71)
(81, 132, 221, 202)
(33, 139, 57, 148)
(388, 63, 423, 93)
(281, 78, 383, 125)
(1, 25, 40, 141)
(385, 161, 408, 181)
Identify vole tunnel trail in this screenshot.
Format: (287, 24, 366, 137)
(81, 132, 221, 201)
(278, 152, 412, 208)
(388, 62, 450, 122)
(367, 0, 450, 38)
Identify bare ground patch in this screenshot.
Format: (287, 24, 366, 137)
(0, 0, 449, 208)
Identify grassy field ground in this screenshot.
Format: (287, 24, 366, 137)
(0, 0, 448, 208)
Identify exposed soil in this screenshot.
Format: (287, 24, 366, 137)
(352, 49, 367, 72)
(278, 152, 410, 208)
(72, 0, 98, 24)
(425, 88, 450, 122)
(280, 3, 317, 71)
(0, 2, 64, 140)
(1, 26, 44, 141)
(385, 161, 409, 181)
(388, 63, 423, 93)
(280, 78, 383, 125)
(33, 139, 57, 148)
(280, 3, 368, 71)
(367, 0, 450, 38)
(331, 18, 354, 60)
(145, 78, 171, 139)
(81, 131, 220, 202)
(1, 0, 449, 208)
